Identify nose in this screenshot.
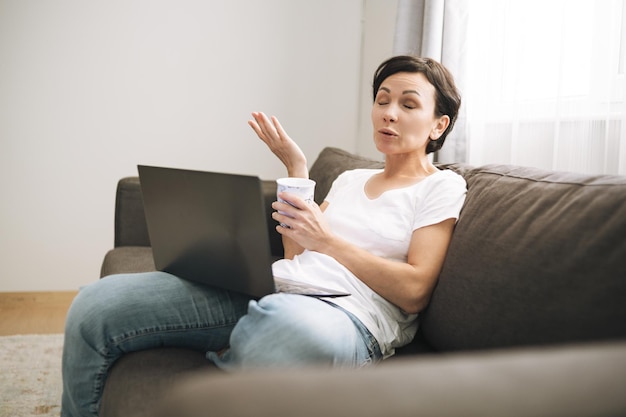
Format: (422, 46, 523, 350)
(383, 105, 398, 123)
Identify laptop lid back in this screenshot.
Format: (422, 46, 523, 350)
(138, 165, 275, 298)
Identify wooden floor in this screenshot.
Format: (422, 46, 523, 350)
(0, 291, 78, 335)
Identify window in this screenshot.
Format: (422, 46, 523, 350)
(465, 0, 625, 174)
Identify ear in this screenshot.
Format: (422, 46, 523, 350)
(430, 115, 450, 140)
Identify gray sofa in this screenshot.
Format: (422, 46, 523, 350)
(99, 147, 626, 417)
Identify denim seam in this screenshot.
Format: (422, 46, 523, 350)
(105, 322, 234, 347)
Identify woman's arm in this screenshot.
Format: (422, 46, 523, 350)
(248, 112, 307, 258)
(273, 196, 456, 314)
(321, 219, 456, 314)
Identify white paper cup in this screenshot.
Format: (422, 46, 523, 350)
(276, 177, 316, 226)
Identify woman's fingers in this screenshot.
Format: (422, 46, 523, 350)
(248, 112, 308, 178)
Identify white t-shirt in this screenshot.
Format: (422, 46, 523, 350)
(272, 168, 467, 358)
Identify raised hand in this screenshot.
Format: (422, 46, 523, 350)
(248, 112, 308, 178)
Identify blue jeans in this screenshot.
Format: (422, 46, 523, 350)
(61, 272, 381, 417)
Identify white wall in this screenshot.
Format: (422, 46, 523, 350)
(0, 0, 396, 291)
(356, 0, 398, 159)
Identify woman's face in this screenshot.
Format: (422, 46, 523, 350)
(371, 71, 449, 157)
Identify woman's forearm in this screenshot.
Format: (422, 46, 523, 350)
(318, 219, 456, 314)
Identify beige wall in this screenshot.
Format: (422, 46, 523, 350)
(0, 0, 396, 291)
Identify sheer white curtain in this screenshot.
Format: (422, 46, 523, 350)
(465, 0, 626, 174)
(395, 0, 626, 174)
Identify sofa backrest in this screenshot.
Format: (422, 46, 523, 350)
(420, 164, 626, 351)
(310, 147, 626, 351)
(115, 177, 151, 247)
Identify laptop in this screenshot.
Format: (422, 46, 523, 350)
(137, 165, 350, 299)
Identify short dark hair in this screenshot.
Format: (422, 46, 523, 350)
(372, 56, 461, 154)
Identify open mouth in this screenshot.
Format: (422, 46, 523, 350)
(379, 128, 398, 137)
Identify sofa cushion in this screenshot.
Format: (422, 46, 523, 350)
(421, 165, 626, 350)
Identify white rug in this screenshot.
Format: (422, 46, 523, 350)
(0, 334, 64, 417)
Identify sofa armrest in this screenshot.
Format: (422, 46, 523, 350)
(154, 341, 626, 417)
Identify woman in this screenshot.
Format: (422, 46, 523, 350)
(61, 55, 466, 416)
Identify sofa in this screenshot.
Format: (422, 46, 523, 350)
(99, 147, 626, 417)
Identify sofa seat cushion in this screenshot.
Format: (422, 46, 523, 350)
(101, 246, 156, 277)
(421, 165, 626, 350)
